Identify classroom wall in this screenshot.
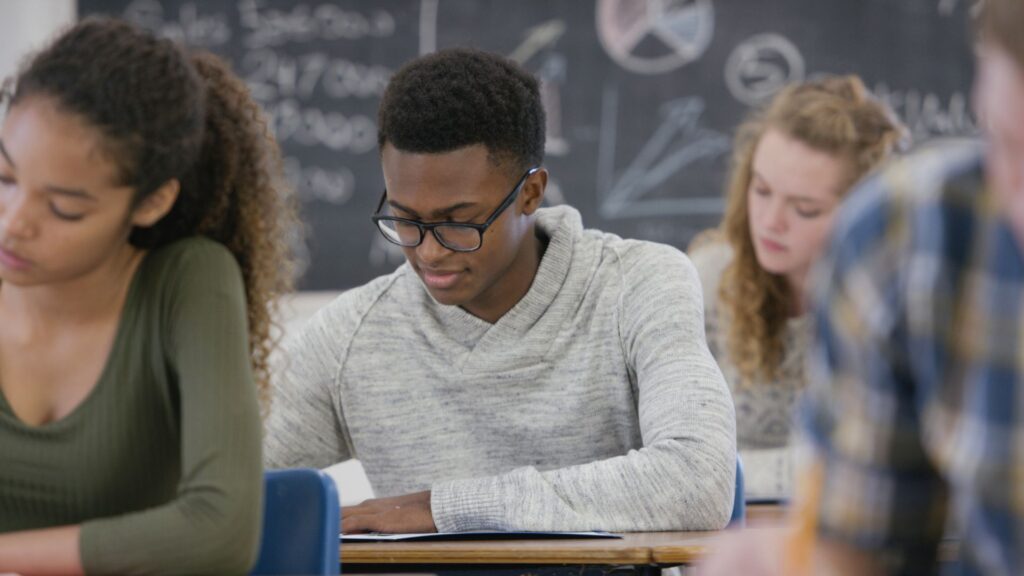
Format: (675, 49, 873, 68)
(0, 0, 76, 85)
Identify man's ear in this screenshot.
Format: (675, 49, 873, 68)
(131, 179, 180, 228)
(520, 168, 548, 215)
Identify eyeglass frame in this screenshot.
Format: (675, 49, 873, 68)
(371, 166, 540, 253)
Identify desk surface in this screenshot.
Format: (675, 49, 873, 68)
(341, 504, 788, 566)
(341, 530, 718, 565)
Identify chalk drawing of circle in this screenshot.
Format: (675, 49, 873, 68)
(724, 33, 805, 106)
(596, 0, 715, 75)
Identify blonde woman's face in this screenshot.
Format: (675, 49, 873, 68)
(747, 128, 847, 288)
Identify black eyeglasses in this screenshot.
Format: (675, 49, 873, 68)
(372, 167, 539, 253)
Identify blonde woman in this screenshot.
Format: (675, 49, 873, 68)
(689, 75, 906, 500)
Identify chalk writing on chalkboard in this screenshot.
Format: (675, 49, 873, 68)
(78, 0, 979, 290)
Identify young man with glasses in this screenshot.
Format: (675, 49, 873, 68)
(265, 48, 736, 535)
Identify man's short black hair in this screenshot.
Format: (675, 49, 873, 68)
(377, 47, 545, 171)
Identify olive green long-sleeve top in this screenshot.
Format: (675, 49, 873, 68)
(0, 237, 263, 575)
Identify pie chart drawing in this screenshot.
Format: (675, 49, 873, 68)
(596, 0, 715, 75)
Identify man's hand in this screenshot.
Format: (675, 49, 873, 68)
(341, 490, 437, 534)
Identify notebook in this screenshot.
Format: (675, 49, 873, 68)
(341, 530, 621, 542)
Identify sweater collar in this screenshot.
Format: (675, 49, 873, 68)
(428, 205, 582, 340)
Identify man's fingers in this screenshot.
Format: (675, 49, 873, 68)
(341, 513, 377, 534)
(342, 497, 390, 517)
(341, 504, 370, 518)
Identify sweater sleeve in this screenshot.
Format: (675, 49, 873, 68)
(79, 241, 263, 575)
(686, 238, 732, 360)
(740, 446, 795, 500)
(687, 237, 732, 307)
(263, 291, 359, 470)
(431, 244, 737, 532)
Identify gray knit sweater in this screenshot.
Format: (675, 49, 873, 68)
(265, 206, 736, 532)
(689, 238, 807, 501)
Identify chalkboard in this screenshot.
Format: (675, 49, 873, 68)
(78, 0, 979, 290)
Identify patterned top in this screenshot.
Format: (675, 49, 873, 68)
(690, 238, 807, 500)
(801, 140, 1024, 575)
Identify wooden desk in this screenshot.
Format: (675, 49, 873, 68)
(342, 530, 717, 565)
(746, 502, 789, 525)
(343, 505, 787, 574)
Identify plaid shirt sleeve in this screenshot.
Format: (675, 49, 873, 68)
(799, 158, 951, 573)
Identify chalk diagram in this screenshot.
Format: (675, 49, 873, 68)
(597, 89, 730, 220)
(594, 0, 727, 219)
(510, 20, 570, 158)
(596, 0, 715, 75)
(725, 33, 805, 107)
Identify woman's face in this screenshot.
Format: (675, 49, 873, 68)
(0, 97, 141, 287)
(747, 128, 848, 288)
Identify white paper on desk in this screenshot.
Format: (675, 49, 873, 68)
(340, 530, 621, 542)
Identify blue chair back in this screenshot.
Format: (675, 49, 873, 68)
(252, 468, 340, 575)
(729, 456, 746, 527)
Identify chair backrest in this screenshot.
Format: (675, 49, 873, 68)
(729, 456, 746, 527)
(252, 468, 340, 575)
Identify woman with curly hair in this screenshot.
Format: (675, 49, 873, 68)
(0, 17, 296, 574)
(688, 75, 906, 500)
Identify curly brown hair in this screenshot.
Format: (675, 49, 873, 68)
(709, 75, 907, 386)
(10, 17, 298, 410)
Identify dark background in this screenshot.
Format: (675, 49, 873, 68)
(80, 0, 978, 290)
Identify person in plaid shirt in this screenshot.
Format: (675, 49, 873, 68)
(700, 0, 1024, 574)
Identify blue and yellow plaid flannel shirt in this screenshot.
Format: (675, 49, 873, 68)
(800, 140, 1024, 575)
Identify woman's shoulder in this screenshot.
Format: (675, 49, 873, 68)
(143, 236, 240, 279)
(686, 229, 734, 305)
(134, 236, 244, 304)
(149, 235, 236, 264)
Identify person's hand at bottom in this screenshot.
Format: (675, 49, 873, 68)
(341, 490, 437, 534)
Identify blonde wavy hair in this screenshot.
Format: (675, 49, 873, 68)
(707, 75, 907, 385)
